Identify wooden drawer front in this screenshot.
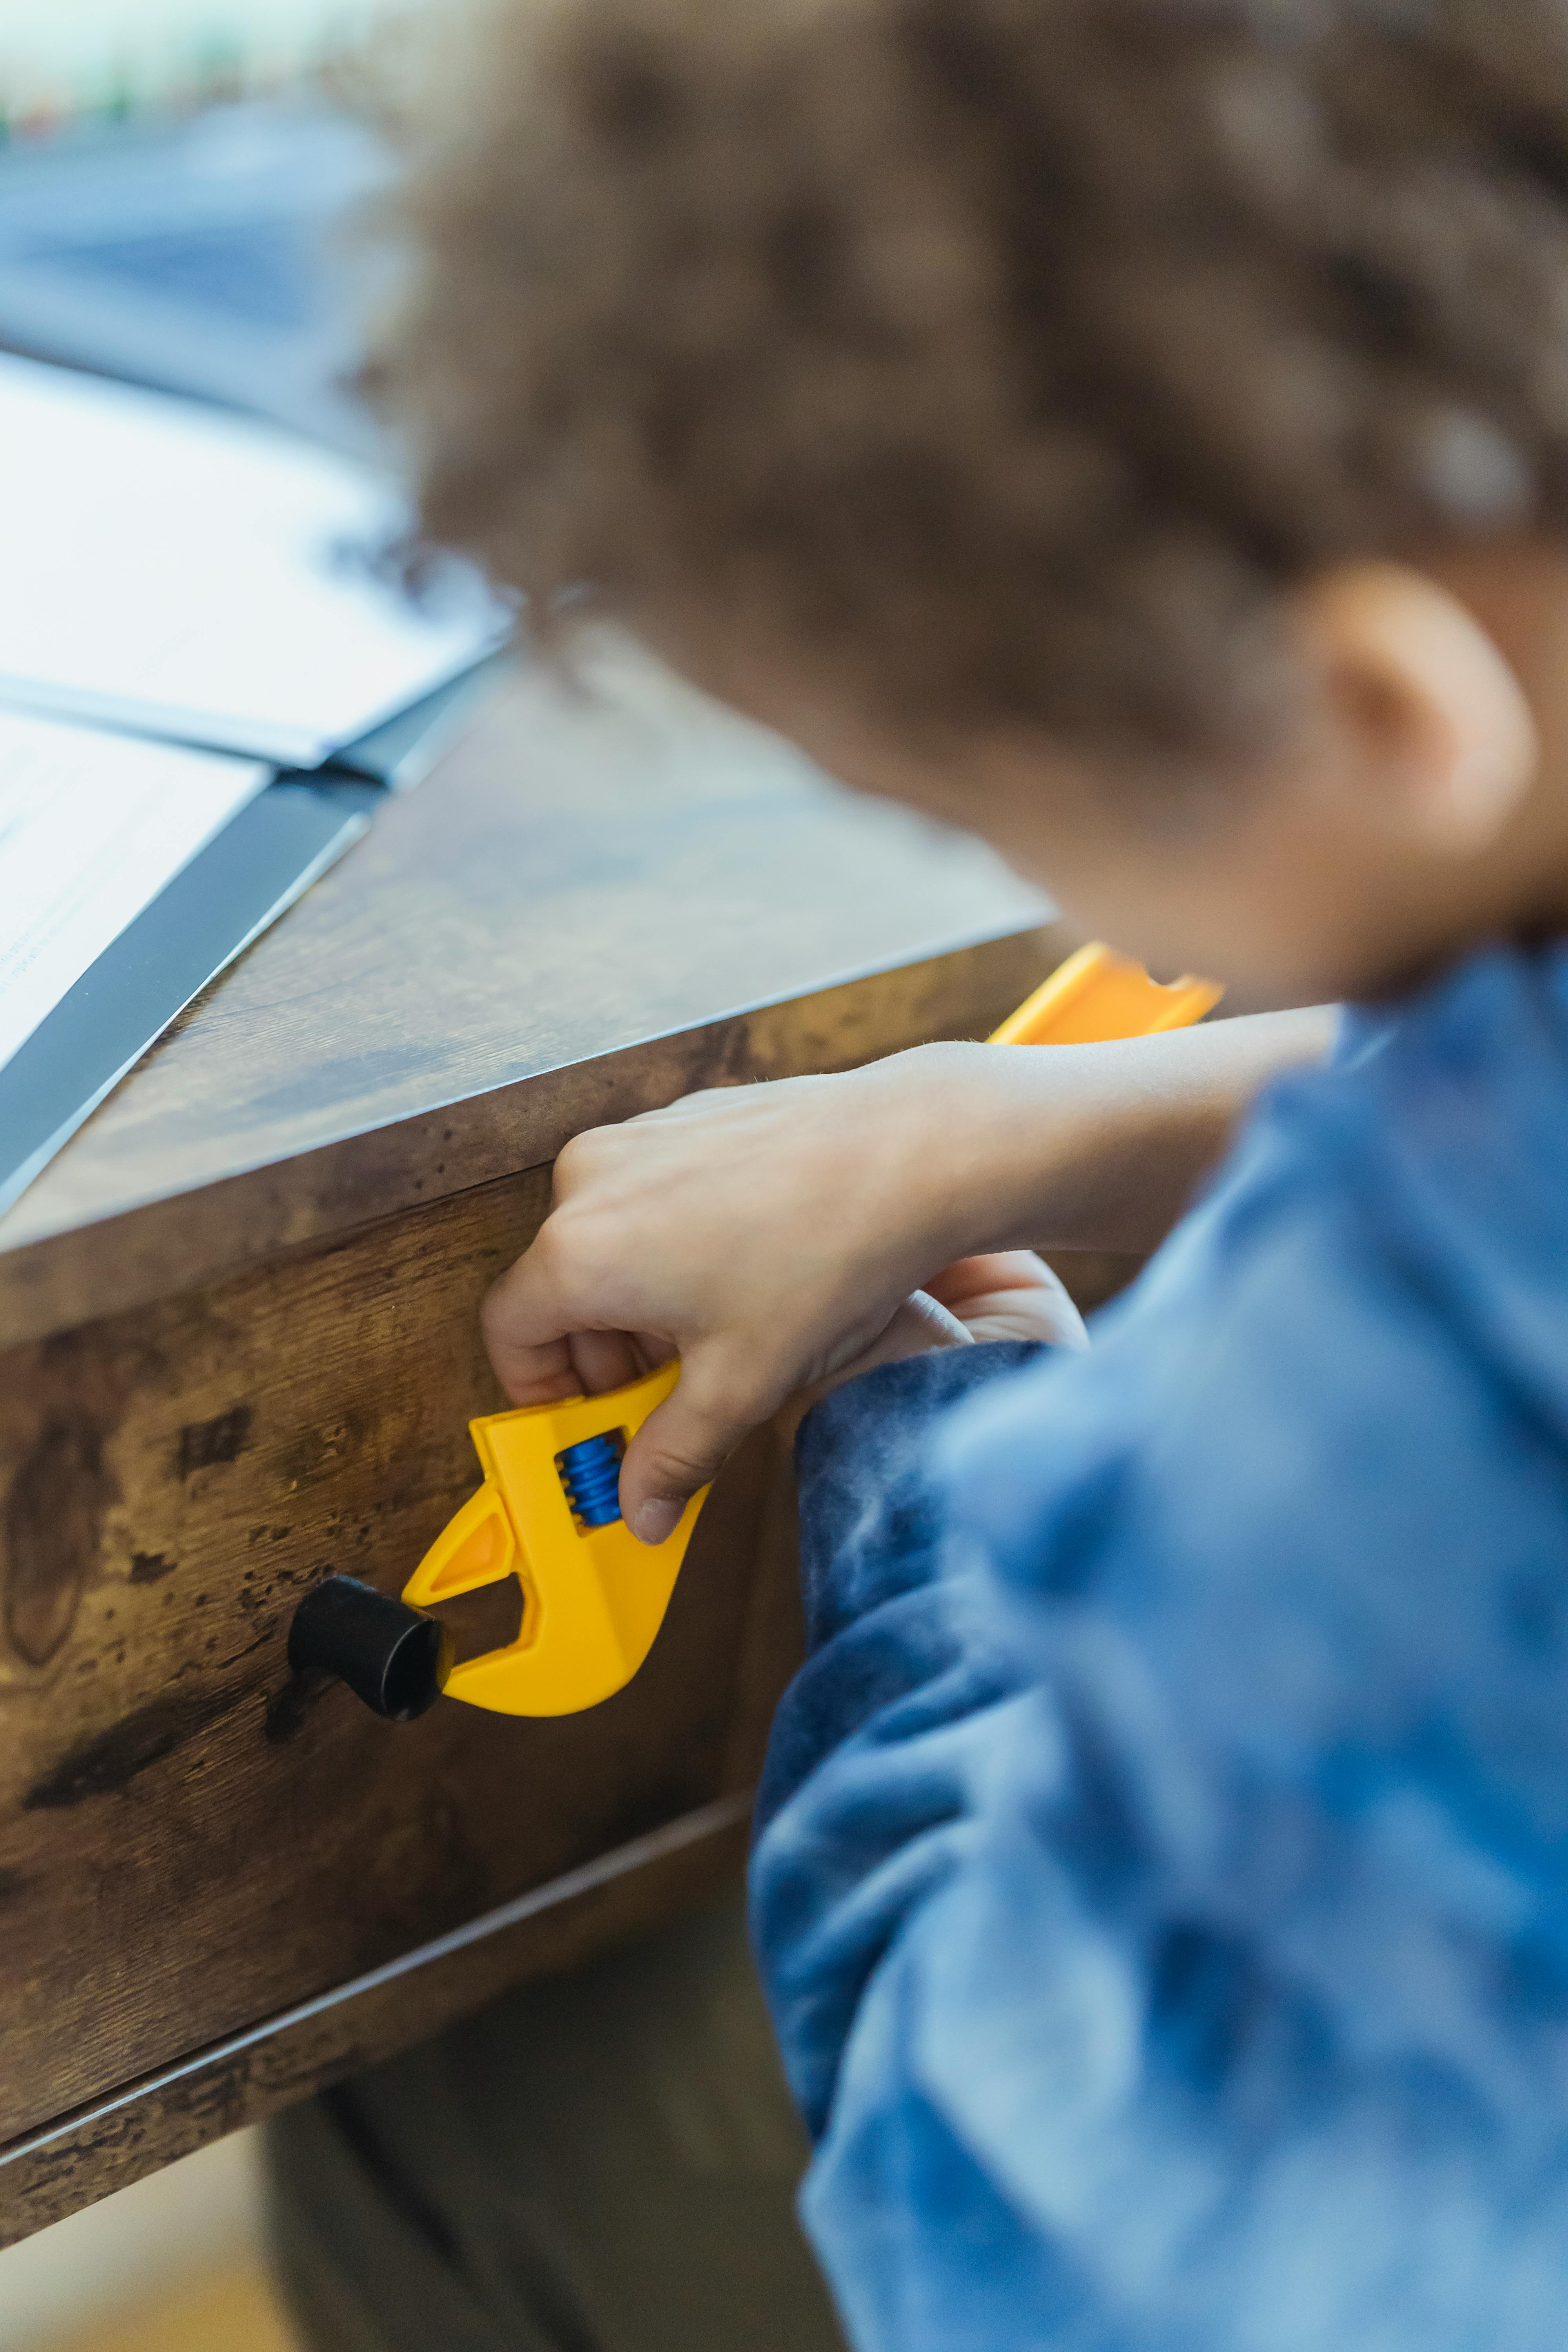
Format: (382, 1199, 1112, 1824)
(0, 1172, 796, 2154)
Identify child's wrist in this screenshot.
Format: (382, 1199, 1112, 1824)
(874, 1032, 1201, 1268)
(875, 1040, 1067, 1267)
(901, 1011, 1336, 1261)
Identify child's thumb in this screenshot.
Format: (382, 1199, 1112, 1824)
(619, 1353, 762, 1544)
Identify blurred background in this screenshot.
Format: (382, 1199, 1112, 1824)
(1, 0, 381, 142)
(2, 2132, 296, 2351)
(0, 0, 404, 452)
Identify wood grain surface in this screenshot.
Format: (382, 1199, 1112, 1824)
(0, 640, 1050, 1347)
(0, 639, 1055, 2244)
(0, 1174, 799, 2161)
(0, 1799, 754, 2247)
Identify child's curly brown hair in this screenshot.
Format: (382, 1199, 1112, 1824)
(370, 0, 1568, 765)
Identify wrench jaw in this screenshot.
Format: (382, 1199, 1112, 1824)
(401, 1359, 710, 1718)
(403, 1481, 520, 1607)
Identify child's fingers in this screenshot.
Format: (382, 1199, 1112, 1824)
(566, 1327, 675, 1396)
(774, 1292, 974, 1446)
(947, 1285, 1091, 1350)
(475, 1318, 586, 1407)
(926, 1250, 1058, 1308)
(619, 1348, 777, 1544)
(480, 1225, 642, 1401)
(832, 1290, 973, 1376)
(927, 1252, 1090, 1351)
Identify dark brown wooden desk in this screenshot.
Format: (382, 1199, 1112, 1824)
(0, 645, 1054, 2246)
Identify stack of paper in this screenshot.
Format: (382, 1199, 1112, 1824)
(0, 350, 507, 769)
(0, 350, 510, 1215)
(0, 708, 267, 1076)
(0, 709, 310, 1214)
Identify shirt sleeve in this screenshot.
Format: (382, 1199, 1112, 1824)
(748, 949, 1568, 2352)
(751, 1341, 1045, 2143)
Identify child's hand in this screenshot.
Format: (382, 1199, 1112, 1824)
(773, 1250, 1091, 1446)
(924, 1250, 1090, 1348)
(483, 1050, 998, 1543)
(481, 1013, 1332, 1542)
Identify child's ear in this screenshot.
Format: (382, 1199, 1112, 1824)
(1293, 561, 1539, 855)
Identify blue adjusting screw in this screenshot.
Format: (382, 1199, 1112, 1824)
(556, 1433, 624, 1527)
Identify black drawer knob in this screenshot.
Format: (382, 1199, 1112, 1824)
(288, 1575, 451, 1722)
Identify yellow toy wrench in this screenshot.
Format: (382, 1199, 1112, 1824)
(288, 944, 1221, 1721)
(399, 1357, 701, 1718)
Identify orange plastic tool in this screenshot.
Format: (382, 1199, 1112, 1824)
(988, 941, 1222, 1045)
(407, 942, 1221, 1717)
(402, 1357, 705, 1717)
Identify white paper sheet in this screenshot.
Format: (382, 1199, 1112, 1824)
(0, 707, 268, 1078)
(0, 352, 508, 768)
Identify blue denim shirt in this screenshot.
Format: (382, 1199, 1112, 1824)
(751, 943, 1568, 2352)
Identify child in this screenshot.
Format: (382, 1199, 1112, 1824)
(312, 3, 1568, 2345)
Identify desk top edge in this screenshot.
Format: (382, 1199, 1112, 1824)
(0, 922, 1056, 1351)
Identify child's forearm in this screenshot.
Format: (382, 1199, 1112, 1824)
(482, 1007, 1335, 1524)
(922, 1006, 1339, 1262)
(481, 1004, 1337, 1533)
